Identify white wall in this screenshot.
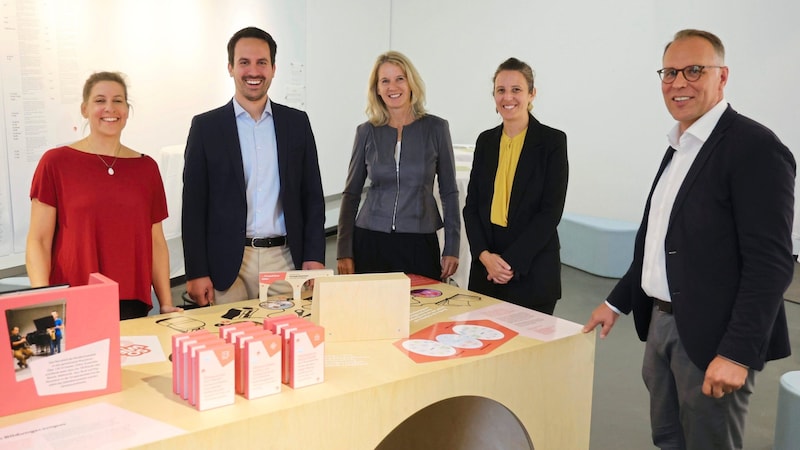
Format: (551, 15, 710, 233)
(384, 0, 800, 224)
(0, 0, 307, 272)
(3, 0, 799, 273)
(305, 0, 391, 196)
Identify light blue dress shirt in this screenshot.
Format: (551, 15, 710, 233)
(233, 98, 286, 238)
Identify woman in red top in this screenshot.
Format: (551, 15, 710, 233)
(26, 71, 181, 319)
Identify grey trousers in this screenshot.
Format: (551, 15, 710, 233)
(642, 306, 755, 450)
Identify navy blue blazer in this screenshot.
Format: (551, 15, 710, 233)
(181, 100, 325, 291)
(607, 105, 794, 371)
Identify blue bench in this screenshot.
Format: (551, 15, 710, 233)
(0, 276, 31, 293)
(558, 213, 638, 278)
(775, 371, 800, 450)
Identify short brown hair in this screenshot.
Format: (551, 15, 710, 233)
(493, 57, 536, 112)
(664, 29, 725, 63)
(227, 26, 277, 66)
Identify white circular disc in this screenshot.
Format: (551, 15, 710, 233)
(452, 324, 505, 340)
(401, 339, 457, 357)
(435, 333, 483, 349)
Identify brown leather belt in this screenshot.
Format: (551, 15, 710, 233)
(245, 236, 286, 248)
(653, 298, 673, 314)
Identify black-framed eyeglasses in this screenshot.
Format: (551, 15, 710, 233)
(656, 65, 724, 83)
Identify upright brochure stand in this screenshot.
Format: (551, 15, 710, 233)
(1, 273, 121, 416)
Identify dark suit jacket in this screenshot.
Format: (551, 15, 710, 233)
(463, 114, 568, 301)
(181, 100, 325, 291)
(607, 105, 794, 371)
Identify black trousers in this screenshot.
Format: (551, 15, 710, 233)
(468, 224, 559, 315)
(353, 227, 442, 281)
(120, 299, 149, 320)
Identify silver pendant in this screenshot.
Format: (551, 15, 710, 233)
(108, 167, 115, 176)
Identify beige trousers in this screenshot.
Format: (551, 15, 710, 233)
(214, 245, 294, 304)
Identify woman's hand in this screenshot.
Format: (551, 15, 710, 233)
(337, 257, 355, 275)
(159, 304, 184, 314)
(479, 251, 514, 284)
(440, 256, 459, 280)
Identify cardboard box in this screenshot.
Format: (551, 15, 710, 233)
(218, 321, 258, 342)
(171, 330, 210, 395)
(231, 331, 261, 394)
(179, 332, 218, 399)
(288, 324, 325, 389)
(311, 273, 410, 342)
(243, 332, 282, 399)
(264, 315, 306, 334)
(194, 342, 235, 411)
(279, 323, 308, 384)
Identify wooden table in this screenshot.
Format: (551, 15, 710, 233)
(1, 282, 595, 449)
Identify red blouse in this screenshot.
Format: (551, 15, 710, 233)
(30, 146, 168, 310)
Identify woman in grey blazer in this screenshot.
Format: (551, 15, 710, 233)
(337, 51, 460, 281)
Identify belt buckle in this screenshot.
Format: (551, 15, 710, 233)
(250, 237, 262, 248)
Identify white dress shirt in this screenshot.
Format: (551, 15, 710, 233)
(640, 99, 728, 302)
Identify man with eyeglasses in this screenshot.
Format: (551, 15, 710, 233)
(584, 29, 794, 449)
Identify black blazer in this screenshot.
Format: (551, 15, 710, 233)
(607, 105, 794, 371)
(181, 100, 325, 291)
(463, 114, 568, 300)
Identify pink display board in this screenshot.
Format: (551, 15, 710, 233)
(1, 273, 121, 416)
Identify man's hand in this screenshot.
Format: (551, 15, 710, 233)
(302, 261, 325, 270)
(582, 303, 620, 338)
(703, 356, 748, 398)
(186, 276, 215, 306)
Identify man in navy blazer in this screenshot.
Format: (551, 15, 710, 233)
(182, 27, 325, 306)
(584, 30, 794, 449)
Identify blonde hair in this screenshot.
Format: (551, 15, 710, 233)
(365, 51, 427, 126)
(82, 71, 129, 106)
(80, 71, 131, 134)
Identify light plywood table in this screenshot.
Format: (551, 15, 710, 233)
(0, 282, 595, 449)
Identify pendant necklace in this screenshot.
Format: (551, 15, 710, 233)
(95, 143, 122, 176)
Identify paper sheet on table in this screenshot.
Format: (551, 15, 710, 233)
(449, 302, 583, 341)
(0, 403, 185, 449)
(120, 335, 168, 366)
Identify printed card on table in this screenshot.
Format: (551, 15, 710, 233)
(394, 319, 517, 363)
(120, 335, 167, 366)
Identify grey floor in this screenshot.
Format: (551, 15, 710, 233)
(167, 236, 800, 450)
(556, 264, 800, 450)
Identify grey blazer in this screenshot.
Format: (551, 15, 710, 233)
(337, 114, 460, 259)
